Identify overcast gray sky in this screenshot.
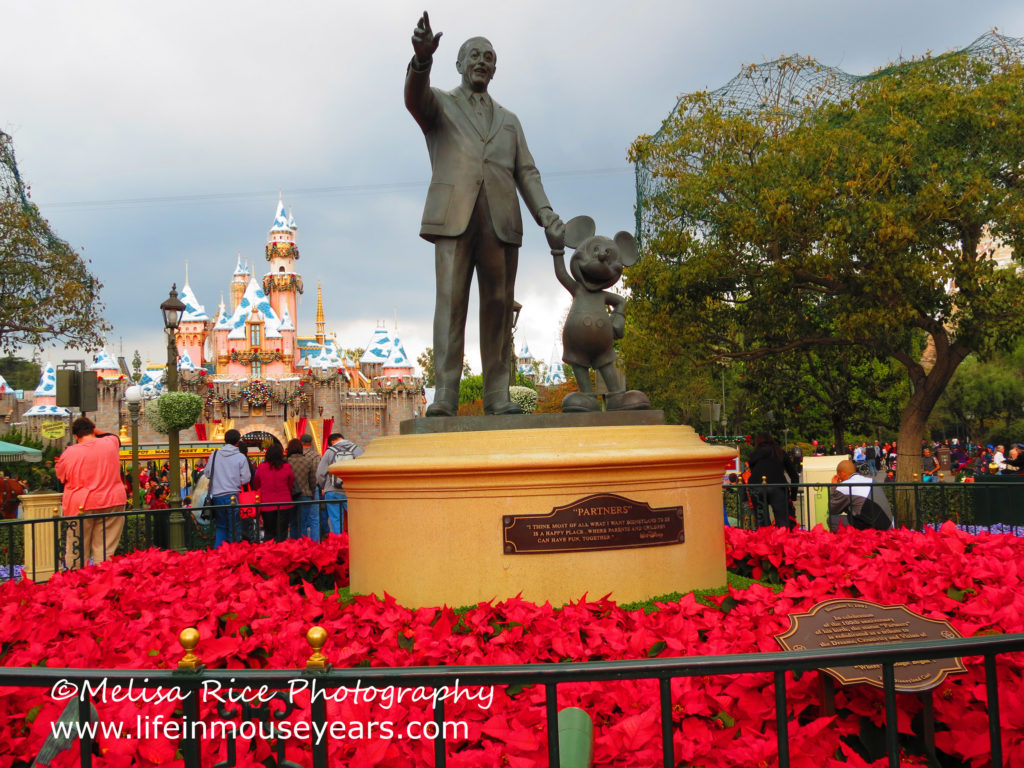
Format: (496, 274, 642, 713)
(5, 1, 1022, 375)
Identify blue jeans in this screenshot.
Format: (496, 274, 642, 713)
(293, 495, 318, 540)
(324, 491, 348, 535)
(211, 493, 240, 548)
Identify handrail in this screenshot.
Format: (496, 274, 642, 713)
(3, 630, 1022, 768)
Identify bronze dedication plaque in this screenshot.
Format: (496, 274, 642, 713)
(775, 599, 966, 692)
(503, 493, 684, 554)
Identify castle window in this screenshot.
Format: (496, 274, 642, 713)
(250, 324, 261, 347)
(279, 266, 285, 273)
(252, 360, 262, 379)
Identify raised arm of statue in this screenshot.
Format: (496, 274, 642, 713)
(411, 11, 441, 68)
(405, 12, 441, 130)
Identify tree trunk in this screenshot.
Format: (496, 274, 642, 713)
(832, 417, 846, 460)
(893, 347, 965, 528)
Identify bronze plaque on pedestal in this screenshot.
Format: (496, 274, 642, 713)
(503, 493, 684, 554)
(775, 599, 966, 692)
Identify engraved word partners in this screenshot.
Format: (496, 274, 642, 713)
(503, 493, 684, 554)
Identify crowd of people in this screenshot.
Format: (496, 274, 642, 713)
(6, 418, 364, 571)
(725, 433, 1024, 532)
(199, 428, 363, 548)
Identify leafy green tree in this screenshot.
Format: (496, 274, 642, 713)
(934, 341, 1024, 440)
(458, 374, 484, 405)
(1, 132, 109, 353)
(736, 347, 908, 450)
(0, 356, 40, 391)
(630, 47, 1024, 522)
(417, 347, 435, 388)
(131, 351, 143, 383)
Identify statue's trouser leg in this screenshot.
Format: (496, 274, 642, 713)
(433, 186, 518, 412)
(433, 236, 475, 411)
(474, 219, 517, 411)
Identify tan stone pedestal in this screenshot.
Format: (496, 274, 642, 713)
(18, 492, 63, 582)
(333, 423, 734, 608)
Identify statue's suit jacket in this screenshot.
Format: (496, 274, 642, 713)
(405, 61, 551, 246)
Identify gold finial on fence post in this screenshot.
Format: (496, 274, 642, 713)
(306, 626, 330, 670)
(913, 474, 919, 482)
(177, 627, 203, 671)
(938, 472, 945, 482)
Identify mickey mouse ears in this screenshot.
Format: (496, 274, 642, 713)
(564, 215, 639, 266)
(564, 215, 596, 249)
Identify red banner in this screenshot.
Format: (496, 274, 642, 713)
(194, 423, 207, 441)
(321, 419, 334, 454)
(296, 417, 308, 442)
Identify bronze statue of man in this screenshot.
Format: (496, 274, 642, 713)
(405, 12, 563, 416)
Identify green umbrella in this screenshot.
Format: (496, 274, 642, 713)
(0, 441, 43, 463)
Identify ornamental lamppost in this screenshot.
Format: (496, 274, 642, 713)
(160, 284, 186, 508)
(125, 385, 143, 509)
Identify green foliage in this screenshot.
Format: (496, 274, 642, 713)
(458, 374, 484, 405)
(0, 132, 110, 353)
(131, 351, 143, 383)
(512, 370, 537, 390)
(416, 348, 435, 388)
(735, 348, 908, 448)
(0, 428, 60, 490)
(508, 385, 538, 414)
(0, 356, 39, 391)
(629, 45, 1024, 510)
(934, 341, 1024, 441)
(145, 392, 204, 434)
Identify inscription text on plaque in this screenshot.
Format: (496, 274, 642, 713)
(503, 493, 684, 554)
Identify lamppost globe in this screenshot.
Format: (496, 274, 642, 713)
(124, 385, 143, 509)
(160, 284, 186, 330)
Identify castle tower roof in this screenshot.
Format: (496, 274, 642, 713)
(89, 349, 120, 373)
(278, 305, 295, 332)
(34, 362, 57, 396)
(543, 339, 566, 386)
(315, 282, 326, 344)
(233, 253, 249, 277)
(177, 350, 199, 371)
(24, 362, 71, 416)
(269, 194, 298, 236)
(0, 374, 13, 394)
(361, 325, 412, 369)
(223, 278, 284, 339)
(179, 280, 209, 322)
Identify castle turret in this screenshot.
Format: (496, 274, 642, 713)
(176, 264, 211, 367)
(315, 282, 326, 345)
(263, 196, 302, 368)
(230, 254, 248, 312)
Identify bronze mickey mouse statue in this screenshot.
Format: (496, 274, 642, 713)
(547, 216, 651, 413)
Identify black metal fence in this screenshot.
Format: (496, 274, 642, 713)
(725, 478, 1024, 532)
(0, 498, 328, 581)
(3, 629, 1022, 768)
